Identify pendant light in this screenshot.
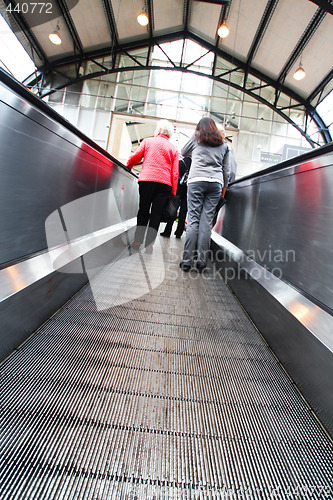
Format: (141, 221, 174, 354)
(137, 11, 149, 26)
(217, 23, 230, 39)
(293, 57, 306, 81)
(49, 24, 62, 45)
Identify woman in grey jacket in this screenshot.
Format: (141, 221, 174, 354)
(179, 117, 230, 272)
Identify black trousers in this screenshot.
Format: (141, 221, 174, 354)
(135, 181, 172, 246)
(163, 184, 187, 237)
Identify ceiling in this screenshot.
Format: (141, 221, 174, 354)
(1, 0, 333, 139)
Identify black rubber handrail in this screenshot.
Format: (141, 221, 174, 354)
(0, 67, 136, 176)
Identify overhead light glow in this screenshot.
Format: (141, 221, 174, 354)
(217, 23, 229, 39)
(49, 25, 61, 45)
(49, 32, 61, 45)
(293, 64, 306, 81)
(137, 12, 149, 26)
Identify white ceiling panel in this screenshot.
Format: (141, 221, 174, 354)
(153, 0, 184, 33)
(111, 0, 148, 41)
(13, 1, 73, 59)
(253, 0, 317, 77)
(30, 18, 76, 59)
(285, 15, 333, 99)
(190, 1, 222, 44)
(220, 0, 267, 61)
(69, 0, 111, 49)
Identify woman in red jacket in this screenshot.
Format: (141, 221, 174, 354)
(127, 120, 179, 252)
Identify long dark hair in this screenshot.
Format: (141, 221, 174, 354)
(195, 117, 224, 147)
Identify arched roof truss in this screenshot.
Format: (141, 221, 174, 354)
(1, 0, 332, 144)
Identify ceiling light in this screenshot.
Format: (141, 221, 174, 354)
(137, 11, 149, 26)
(49, 25, 61, 45)
(293, 63, 306, 81)
(217, 23, 229, 38)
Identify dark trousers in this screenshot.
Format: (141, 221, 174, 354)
(162, 184, 187, 237)
(182, 181, 222, 267)
(135, 181, 172, 246)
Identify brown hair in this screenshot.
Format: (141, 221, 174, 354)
(195, 117, 225, 147)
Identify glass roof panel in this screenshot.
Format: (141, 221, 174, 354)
(182, 39, 213, 67)
(152, 40, 184, 64)
(181, 72, 212, 96)
(317, 90, 333, 138)
(150, 69, 182, 91)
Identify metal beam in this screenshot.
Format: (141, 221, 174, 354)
(188, 30, 313, 105)
(185, 50, 212, 69)
(213, 0, 232, 74)
(244, 0, 279, 88)
(123, 52, 145, 67)
(28, 30, 331, 144)
(155, 43, 177, 67)
(146, 44, 153, 66)
(192, 0, 230, 4)
(246, 0, 279, 65)
(89, 59, 109, 72)
(146, 0, 154, 39)
(2, 0, 48, 65)
(33, 29, 325, 109)
(307, 68, 333, 104)
(278, 7, 327, 83)
(306, 106, 331, 143)
(55, 0, 83, 54)
(215, 65, 243, 79)
(38, 61, 324, 146)
(309, 0, 333, 14)
(33, 32, 187, 71)
(183, 0, 192, 31)
(216, 0, 231, 38)
(101, 0, 119, 47)
(32, 30, 326, 111)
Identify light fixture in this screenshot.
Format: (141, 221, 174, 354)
(48, 24, 62, 45)
(137, 11, 149, 26)
(293, 62, 306, 81)
(217, 23, 229, 39)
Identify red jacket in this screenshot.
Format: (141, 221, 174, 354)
(127, 134, 179, 196)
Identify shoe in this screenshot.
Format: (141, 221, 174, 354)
(196, 263, 206, 274)
(179, 262, 191, 272)
(160, 232, 170, 238)
(145, 246, 153, 254)
(175, 234, 181, 239)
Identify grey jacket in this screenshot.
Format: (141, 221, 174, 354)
(225, 143, 237, 183)
(180, 135, 230, 187)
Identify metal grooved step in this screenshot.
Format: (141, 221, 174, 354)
(0, 238, 332, 499)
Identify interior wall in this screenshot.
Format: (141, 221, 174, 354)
(107, 115, 132, 164)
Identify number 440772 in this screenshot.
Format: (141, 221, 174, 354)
(6, 3, 53, 14)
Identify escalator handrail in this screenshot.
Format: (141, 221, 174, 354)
(0, 67, 135, 177)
